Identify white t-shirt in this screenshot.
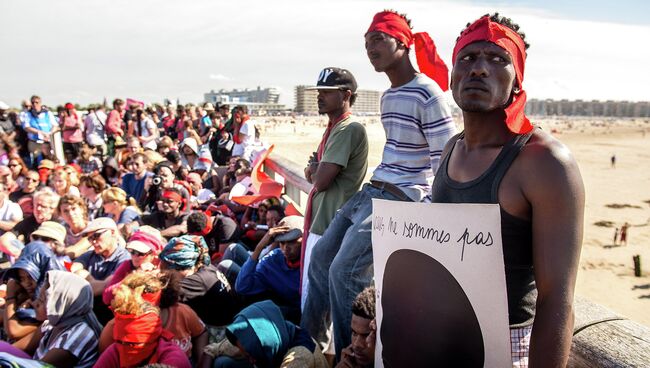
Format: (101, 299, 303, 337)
(232, 119, 256, 157)
(193, 188, 216, 204)
(0, 198, 23, 223)
(139, 118, 158, 151)
(84, 110, 107, 147)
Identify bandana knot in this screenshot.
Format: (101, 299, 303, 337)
(366, 11, 449, 91)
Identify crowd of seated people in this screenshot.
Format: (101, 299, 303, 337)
(0, 96, 378, 367)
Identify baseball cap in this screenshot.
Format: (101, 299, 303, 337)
(0, 101, 9, 110)
(306, 67, 357, 92)
(38, 160, 55, 170)
(274, 215, 305, 242)
(31, 221, 66, 245)
(127, 230, 165, 255)
(82, 217, 117, 235)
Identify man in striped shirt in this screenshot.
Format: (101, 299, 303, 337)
(301, 10, 456, 359)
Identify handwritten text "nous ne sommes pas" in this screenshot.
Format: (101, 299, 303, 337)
(373, 216, 493, 262)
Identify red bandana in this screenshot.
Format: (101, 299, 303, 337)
(452, 16, 533, 134)
(161, 190, 183, 203)
(114, 312, 162, 367)
(366, 11, 449, 91)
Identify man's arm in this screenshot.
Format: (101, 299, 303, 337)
(234, 228, 287, 296)
(65, 237, 92, 260)
(161, 223, 186, 238)
(312, 162, 342, 192)
(0, 231, 21, 258)
(420, 97, 456, 172)
(0, 218, 20, 232)
(524, 138, 584, 367)
(76, 268, 112, 297)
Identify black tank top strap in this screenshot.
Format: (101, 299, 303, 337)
(489, 130, 534, 202)
(434, 131, 463, 181)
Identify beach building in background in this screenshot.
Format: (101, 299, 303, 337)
(294, 85, 381, 114)
(526, 99, 650, 118)
(204, 86, 287, 114)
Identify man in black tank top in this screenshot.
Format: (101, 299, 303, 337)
(431, 14, 584, 367)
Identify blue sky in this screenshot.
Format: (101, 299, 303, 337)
(0, 0, 648, 107)
(463, 0, 649, 25)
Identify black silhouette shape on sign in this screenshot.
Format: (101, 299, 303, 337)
(380, 249, 485, 367)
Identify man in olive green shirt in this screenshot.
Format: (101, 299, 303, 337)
(302, 67, 368, 312)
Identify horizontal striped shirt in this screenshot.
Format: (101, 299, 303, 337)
(370, 74, 456, 202)
(34, 320, 99, 368)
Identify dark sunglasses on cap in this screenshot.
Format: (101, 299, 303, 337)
(128, 248, 150, 257)
(32, 235, 55, 243)
(88, 230, 108, 242)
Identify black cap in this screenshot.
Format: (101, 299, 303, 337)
(306, 67, 357, 92)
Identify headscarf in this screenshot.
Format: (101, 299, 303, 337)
(4, 241, 67, 298)
(44, 271, 103, 345)
(113, 312, 163, 367)
(161, 189, 183, 203)
(452, 15, 532, 134)
(159, 235, 209, 270)
(226, 300, 296, 368)
(366, 11, 448, 91)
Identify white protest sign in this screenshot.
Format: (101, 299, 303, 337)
(372, 199, 510, 367)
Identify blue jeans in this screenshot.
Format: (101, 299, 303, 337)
(217, 243, 250, 286)
(301, 184, 407, 358)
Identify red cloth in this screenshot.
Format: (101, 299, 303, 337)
(366, 11, 448, 91)
(162, 190, 183, 203)
(284, 203, 302, 217)
(114, 312, 162, 344)
(452, 15, 532, 134)
(233, 114, 249, 144)
(299, 112, 351, 293)
(95, 339, 191, 368)
(113, 312, 164, 367)
(231, 144, 283, 206)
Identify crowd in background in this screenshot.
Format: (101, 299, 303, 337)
(0, 96, 376, 368)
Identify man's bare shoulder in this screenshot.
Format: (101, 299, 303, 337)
(517, 128, 582, 194)
(520, 129, 577, 169)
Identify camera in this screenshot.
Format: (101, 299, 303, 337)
(152, 175, 162, 186)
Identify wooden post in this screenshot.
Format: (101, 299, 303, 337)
(633, 255, 642, 277)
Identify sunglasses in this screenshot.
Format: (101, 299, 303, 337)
(32, 235, 54, 243)
(88, 230, 108, 242)
(128, 249, 150, 257)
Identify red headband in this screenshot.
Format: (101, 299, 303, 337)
(366, 11, 448, 91)
(114, 312, 162, 344)
(162, 190, 183, 203)
(452, 16, 532, 134)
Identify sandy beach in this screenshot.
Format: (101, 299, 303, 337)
(260, 116, 650, 326)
